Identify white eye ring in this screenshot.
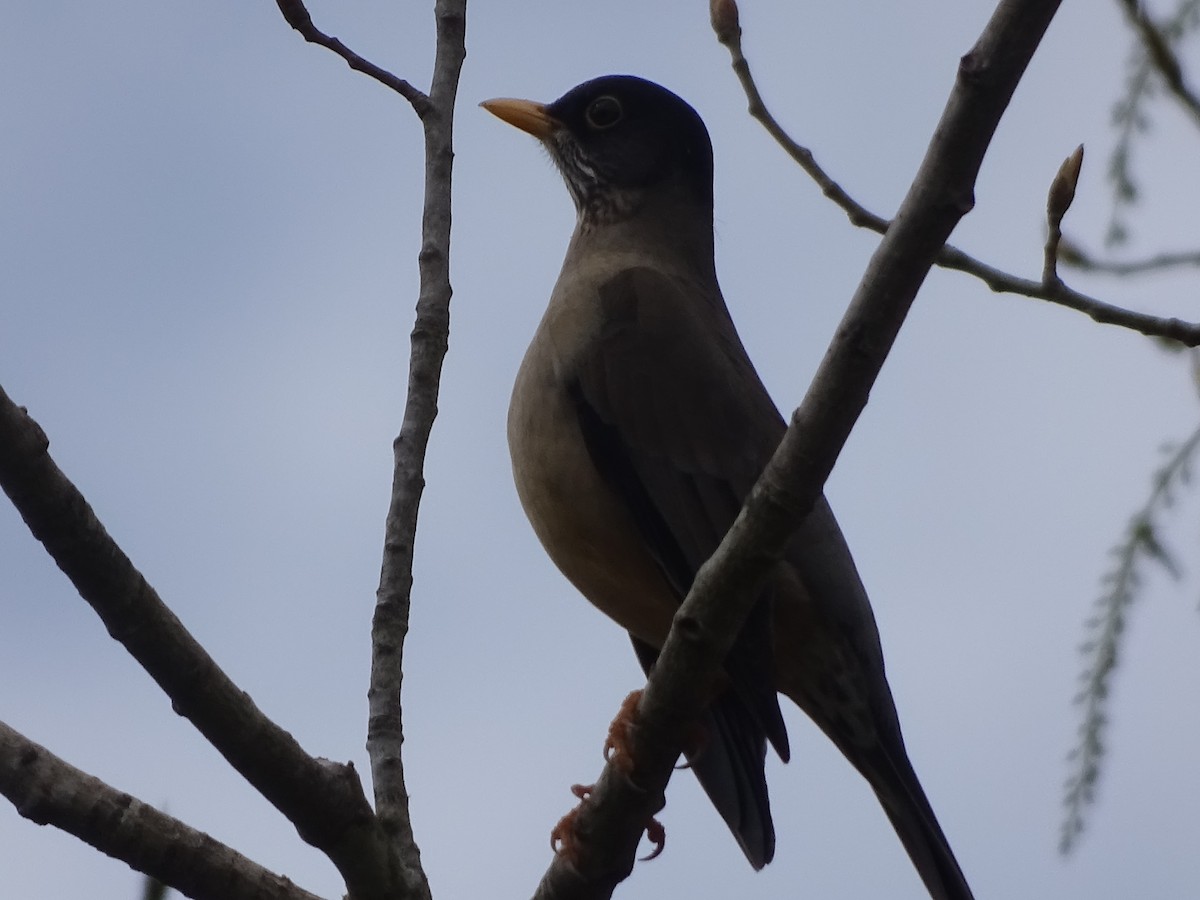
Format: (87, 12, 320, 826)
(585, 95, 623, 130)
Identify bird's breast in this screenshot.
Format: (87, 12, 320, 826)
(507, 299, 679, 648)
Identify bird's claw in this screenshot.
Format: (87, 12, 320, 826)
(602, 689, 643, 773)
(640, 815, 666, 861)
(549, 782, 666, 865)
(550, 784, 594, 865)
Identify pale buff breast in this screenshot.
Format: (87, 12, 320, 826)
(507, 286, 680, 650)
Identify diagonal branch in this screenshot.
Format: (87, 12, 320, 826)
(275, 0, 432, 116)
(0, 387, 400, 900)
(532, 0, 1063, 895)
(718, 11, 1200, 346)
(0, 721, 324, 900)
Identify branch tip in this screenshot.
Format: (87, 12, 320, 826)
(1047, 144, 1085, 226)
(710, 0, 741, 45)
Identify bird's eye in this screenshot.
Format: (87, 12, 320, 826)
(585, 96, 623, 130)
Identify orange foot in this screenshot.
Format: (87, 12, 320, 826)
(549, 783, 667, 864)
(604, 689, 706, 772)
(550, 784, 594, 866)
(641, 815, 666, 861)
(603, 690, 643, 773)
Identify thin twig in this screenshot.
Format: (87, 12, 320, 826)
(937, 243, 1200, 343)
(364, 1, 465, 897)
(1105, 0, 1200, 243)
(275, 0, 468, 893)
(721, 32, 888, 233)
(719, 19, 1200, 346)
(0, 721, 324, 900)
(1116, 0, 1200, 127)
(275, 0, 432, 116)
(1060, 241, 1200, 276)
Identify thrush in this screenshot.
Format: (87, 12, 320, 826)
(483, 75, 974, 900)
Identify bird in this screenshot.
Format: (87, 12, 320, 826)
(482, 75, 975, 900)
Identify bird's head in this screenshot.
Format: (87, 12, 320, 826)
(482, 75, 714, 226)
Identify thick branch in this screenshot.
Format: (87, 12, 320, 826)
(532, 0, 1063, 895)
(0, 387, 398, 900)
(719, 15, 1200, 346)
(275, 0, 432, 115)
(0, 721, 323, 900)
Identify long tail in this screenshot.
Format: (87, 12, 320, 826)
(781, 671, 973, 898)
(866, 744, 975, 900)
(779, 499, 974, 899)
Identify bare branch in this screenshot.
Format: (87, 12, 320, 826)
(937, 243, 1200, 343)
(532, 0, 1063, 895)
(1060, 241, 1200, 276)
(364, 0, 465, 896)
(0, 721, 324, 900)
(275, 0, 432, 115)
(1116, 0, 1200, 127)
(273, 0, 466, 888)
(1105, 0, 1200, 243)
(718, 13, 1200, 346)
(0, 387, 403, 900)
(719, 27, 889, 233)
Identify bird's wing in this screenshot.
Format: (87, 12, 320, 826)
(567, 265, 790, 866)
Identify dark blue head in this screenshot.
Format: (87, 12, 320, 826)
(483, 76, 715, 220)
(542, 75, 714, 212)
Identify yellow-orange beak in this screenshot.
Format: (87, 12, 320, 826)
(480, 97, 559, 140)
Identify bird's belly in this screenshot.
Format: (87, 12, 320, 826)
(508, 352, 679, 648)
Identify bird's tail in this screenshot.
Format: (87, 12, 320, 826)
(783, 676, 973, 898)
(865, 745, 975, 900)
(685, 694, 776, 870)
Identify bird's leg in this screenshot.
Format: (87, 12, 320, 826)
(597, 690, 668, 860)
(549, 781, 666, 864)
(549, 691, 668, 864)
(602, 689, 644, 772)
(549, 783, 594, 864)
(549, 781, 666, 863)
(606, 687, 707, 771)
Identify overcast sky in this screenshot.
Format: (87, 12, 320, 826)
(3, 2, 1200, 898)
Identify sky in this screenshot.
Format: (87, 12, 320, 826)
(2, 2, 1200, 898)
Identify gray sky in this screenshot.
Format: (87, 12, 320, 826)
(3, 2, 1199, 898)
